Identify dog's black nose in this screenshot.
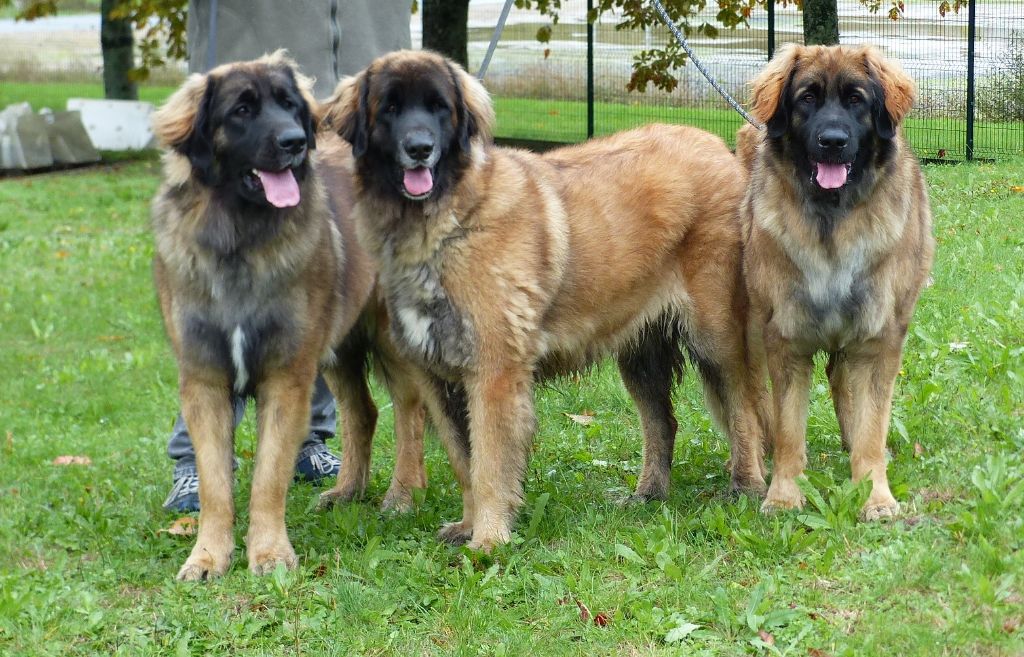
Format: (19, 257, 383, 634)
(403, 135, 434, 162)
(277, 128, 307, 154)
(817, 129, 849, 150)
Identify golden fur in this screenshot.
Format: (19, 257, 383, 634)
(739, 44, 935, 520)
(322, 51, 770, 551)
(151, 53, 426, 580)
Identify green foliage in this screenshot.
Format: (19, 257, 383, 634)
(978, 31, 1024, 122)
(0, 0, 187, 82)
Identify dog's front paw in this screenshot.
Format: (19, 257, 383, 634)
(247, 540, 298, 576)
(176, 545, 233, 582)
(862, 495, 900, 522)
(761, 477, 804, 514)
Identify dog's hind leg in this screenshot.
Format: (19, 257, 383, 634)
(177, 372, 236, 581)
(686, 319, 769, 496)
(318, 349, 379, 509)
(617, 315, 684, 502)
(247, 365, 318, 575)
(378, 359, 427, 513)
(419, 376, 476, 545)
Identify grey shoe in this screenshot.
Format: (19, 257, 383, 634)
(294, 441, 341, 483)
(162, 464, 199, 513)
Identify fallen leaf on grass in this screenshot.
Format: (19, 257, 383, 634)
(914, 442, 924, 458)
(5, 430, 12, 453)
(54, 250, 69, 259)
(575, 598, 591, 623)
(758, 630, 775, 646)
(159, 517, 197, 537)
(97, 335, 126, 343)
(564, 411, 595, 426)
(808, 649, 835, 657)
(52, 455, 91, 466)
(1010, 185, 1024, 193)
(593, 612, 610, 627)
(1003, 617, 1021, 633)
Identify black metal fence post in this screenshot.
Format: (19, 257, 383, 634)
(767, 0, 775, 60)
(966, 0, 977, 160)
(587, 0, 595, 138)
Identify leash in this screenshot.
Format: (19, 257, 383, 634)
(477, 0, 762, 128)
(477, 0, 516, 81)
(648, 0, 762, 128)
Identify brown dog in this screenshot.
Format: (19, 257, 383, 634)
(151, 52, 428, 580)
(739, 44, 934, 520)
(320, 50, 770, 551)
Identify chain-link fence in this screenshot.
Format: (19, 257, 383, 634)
(2, 1, 1022, 160)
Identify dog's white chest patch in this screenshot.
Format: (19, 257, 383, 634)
(397, 306, 434, 353)
(230, 325, 248, 393)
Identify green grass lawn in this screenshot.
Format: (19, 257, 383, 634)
(4, 81, 1021, 161)
(1, 126, 1023, 655)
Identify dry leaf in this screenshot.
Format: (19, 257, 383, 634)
(97, 335, 126, 343)
(160, 517, 197, 537)
(1003, 617, 1021, 633)
(593, 611, 610, 627)
(5, 430, 12, 453)
(52, 455, 91, 466)
(564, 411, 595, 426)
(914, 442, 924, 458)
(758, 630, 775, 646)
(575, 598, 591, 623)
(1010, 185, 1024, 193)
(808, 649, 835, 657)
(55, 250, 69, 259)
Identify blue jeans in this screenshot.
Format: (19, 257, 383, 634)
(167, 375, 337, 472)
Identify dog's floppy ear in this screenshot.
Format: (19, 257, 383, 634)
(322, 72, 370, 157)
(862, 46, 916, 140)
(151, 72, 217, 182)
(446, 61, 495, 150)
(750, 43, 802, 139)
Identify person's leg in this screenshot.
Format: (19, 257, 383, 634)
(294, 374, 342, 483)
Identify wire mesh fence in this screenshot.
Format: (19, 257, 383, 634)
(1, 1, 1021, 160)
(467, 0, 1024, 160)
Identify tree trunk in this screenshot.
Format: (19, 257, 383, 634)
(423, 0, 470, 69)
(802, 0, 839, 46)
(101, 0, 138, 100)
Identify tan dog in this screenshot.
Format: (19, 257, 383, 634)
(151, 52, 428, 580)
(739, 44, 934, 520)
(321, 50, 770, 551)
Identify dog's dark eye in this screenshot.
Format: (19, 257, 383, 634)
(800, 92, 816, 104)
(279, 97, 296, 110)
(848, 94, 863, 105)
(233, 104, 252, 118)
(383, 103, 398, 115)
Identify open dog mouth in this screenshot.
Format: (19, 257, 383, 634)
(811, 161, 853, 190)
(401, 166, 434, 200)
(243, 167, 301, 208)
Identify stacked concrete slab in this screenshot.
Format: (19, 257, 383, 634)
(0, 102, 101, 171)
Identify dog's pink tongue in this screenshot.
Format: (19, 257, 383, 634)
(816, 163, 848, 190)
(256, 169, 300, 208)
(403, 167, 433, 197)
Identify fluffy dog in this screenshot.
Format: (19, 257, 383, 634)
(738, 44, 935, 519)
(151, 52, 428, 580)
(321, 50, 770, 551)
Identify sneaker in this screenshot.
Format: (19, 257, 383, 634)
(294, 441, 341, 484)
(163, 464, 200, 513)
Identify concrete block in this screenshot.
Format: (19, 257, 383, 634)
(66, 98, 156, 150)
